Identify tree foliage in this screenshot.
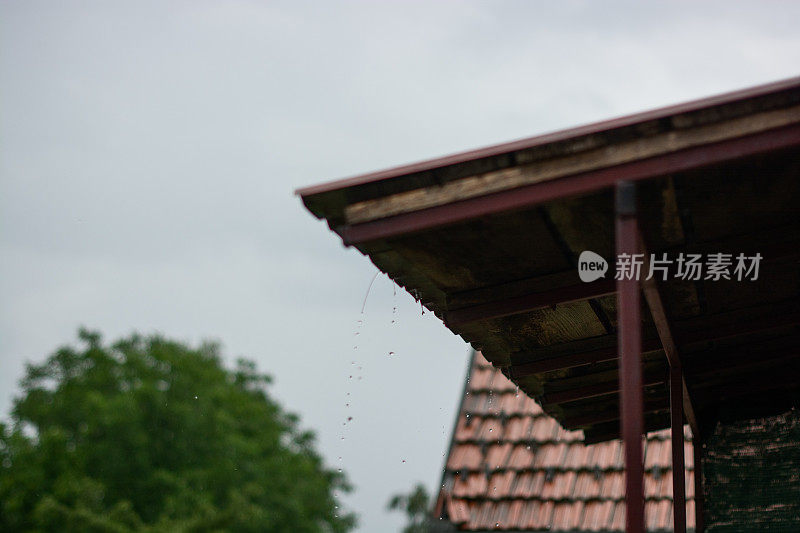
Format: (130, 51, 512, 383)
(387, 483, 430, 533)
(0, 329, 356, 532)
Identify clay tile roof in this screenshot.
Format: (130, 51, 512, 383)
(436, 352, 695, 532)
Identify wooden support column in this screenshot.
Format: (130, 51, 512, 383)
(670, 368, 687, 533)
(615, 181, 645, 533)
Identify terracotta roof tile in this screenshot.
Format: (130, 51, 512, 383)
(488, 471, 515, 498)
(610, 501, 626, 531)
(504, 416, 532, 442)
(552, 501, 584, 531)
(447, 443, 482, 470)
(453, 472, 487, 498)
(447, 498, 471, 524)
(581, 500, 615, 531)
(535, 442, 569, 468)
(478, 418, 504, 441)
(599, 470, 625, 500)
(526, 500, 555, 530)
(485, 443, 513, 470)
(507, 443, 536, 469)
(438, 352, 695, 531)
(573, 471, 603, 499)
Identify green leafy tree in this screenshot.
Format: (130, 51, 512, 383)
(387, 483, 430, 533)
(0, 329, 356, 532)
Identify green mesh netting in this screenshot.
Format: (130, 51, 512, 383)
(703, 409, 800, 532)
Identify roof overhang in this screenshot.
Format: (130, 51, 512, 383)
(298, 77, 800, 443)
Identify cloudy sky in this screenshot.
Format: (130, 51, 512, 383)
(2, 1, 799, 530)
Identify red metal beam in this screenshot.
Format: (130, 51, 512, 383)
(616, 181, 645, 533)
(640, 239, 700, 437)
(340, 123, 800, 245)
(670, 368, 687, 533)
(444, 278, 615, 327)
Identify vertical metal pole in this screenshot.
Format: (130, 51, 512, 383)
(694, 438, 705, 532)
(615, 181, 645, 533)
(670, 368, 687, 533)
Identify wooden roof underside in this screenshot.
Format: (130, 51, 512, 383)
(299, 78, 800, 442)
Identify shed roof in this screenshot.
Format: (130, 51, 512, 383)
(434, 352, 694, 532)
(298, 77, 800, 442)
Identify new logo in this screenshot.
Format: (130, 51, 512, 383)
(578, 251, 608, 282)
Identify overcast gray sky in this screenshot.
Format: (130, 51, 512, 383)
(2, 1, 799, 531)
